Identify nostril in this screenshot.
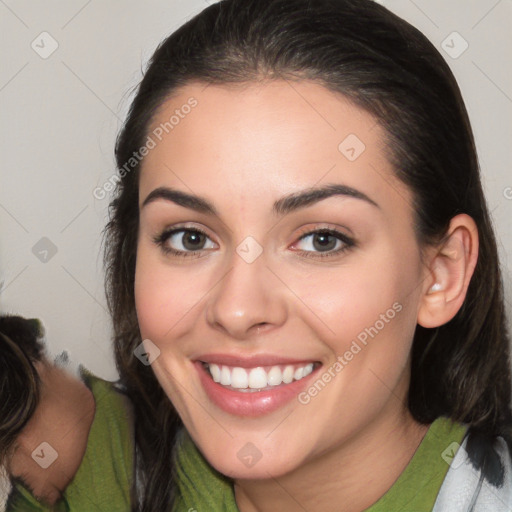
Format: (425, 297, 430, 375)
(254, 322, 269, 333)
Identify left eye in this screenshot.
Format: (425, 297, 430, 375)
(293, 230, 353, 254)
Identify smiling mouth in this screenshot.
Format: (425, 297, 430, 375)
(200, 361, 321, 392)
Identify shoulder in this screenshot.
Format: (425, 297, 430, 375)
(71, 366, 135, 482)
(79, 365, 134, 426)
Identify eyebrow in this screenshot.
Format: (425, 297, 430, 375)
(141, 183, 379, 216)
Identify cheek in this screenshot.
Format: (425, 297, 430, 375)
(291, 268, 395, 330)
(134, 245, 203, 341)
(286, 244, 422, 354)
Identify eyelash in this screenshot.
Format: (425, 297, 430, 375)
(152, 226, 355, 260)
(293, 228, 355, 259)
(152, 226, 212, 259)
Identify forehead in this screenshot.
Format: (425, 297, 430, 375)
(139, 80, 412, 216)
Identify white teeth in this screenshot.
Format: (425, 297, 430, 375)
(205, 362, 316, 390)
(282, 365, 294, 384)
(303, 363, 314, 377)
(220, 365, 231, 386)
(248, 367, 268, 389)
(209, 363, 221, 382)
(267, 366, 282, 386)
(231, 367, 249, 388)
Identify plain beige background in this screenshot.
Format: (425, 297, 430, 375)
(1, 0, 511, 380)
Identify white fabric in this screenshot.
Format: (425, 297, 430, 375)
(433, 435, 512, 512)
(0, 465, 10, 512)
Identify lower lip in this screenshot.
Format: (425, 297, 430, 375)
(195, 361, 319, 417)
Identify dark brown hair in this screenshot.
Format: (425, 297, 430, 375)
(0, 316, 45, 468)
(102, 0, 512, 509)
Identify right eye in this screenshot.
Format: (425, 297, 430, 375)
(153, 227, 217, 258)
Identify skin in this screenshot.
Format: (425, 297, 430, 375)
(134, 79, 477, 512)
(7, 358, 95, 505)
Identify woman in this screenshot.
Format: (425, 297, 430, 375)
(5, 0, 512, 510)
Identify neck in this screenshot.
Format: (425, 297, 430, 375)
(233, 395, 429, 512)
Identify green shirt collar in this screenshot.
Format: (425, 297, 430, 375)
(173, 417, 467, 512)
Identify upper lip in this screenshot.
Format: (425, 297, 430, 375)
(196, 353, 320, 368)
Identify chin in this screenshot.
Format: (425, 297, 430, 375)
(193, 432, 307, 482)
(209, 453, 299, 481)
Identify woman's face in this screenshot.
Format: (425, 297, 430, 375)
(134, 80, 429, 479)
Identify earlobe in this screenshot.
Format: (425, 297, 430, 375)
(417, 214, 479, 328)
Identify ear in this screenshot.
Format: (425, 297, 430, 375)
(417, 214, 479, 328)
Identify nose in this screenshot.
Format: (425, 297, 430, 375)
(205, 250, 288, 340)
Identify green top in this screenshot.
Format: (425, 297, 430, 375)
(6, 368, 134, 512)
(7, 371, 468, 511)
(172, 417, 468, 512)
